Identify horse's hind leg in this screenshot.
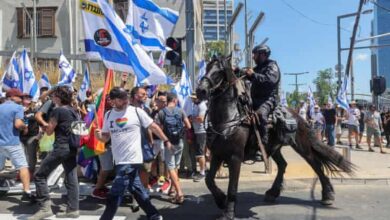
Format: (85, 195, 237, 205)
(264, 147, 287, 203)
(291, 143, 335, 205)
(206, 155, 226, 210)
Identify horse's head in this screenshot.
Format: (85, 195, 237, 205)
(196, 56, 234, 101)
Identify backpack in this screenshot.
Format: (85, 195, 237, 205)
(161, 107, 184, 145)
(135, 107, 155, 162)
(67, 107, 84, 149)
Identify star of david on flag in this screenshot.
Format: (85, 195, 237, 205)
(174, 62, 193, 115)
(58, 52, 76, 86)
(19, 49, 40, 101)
(1, 51, 21, 91)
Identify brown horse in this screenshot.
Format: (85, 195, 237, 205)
(196, 57, 354, 220)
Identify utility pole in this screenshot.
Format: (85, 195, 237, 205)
(285, 72, 309, 94)
(224, 0, 228, 54)
(33, 0, 37, 66)
(185, 0, 195, 90)
(244, 0, 249, 67)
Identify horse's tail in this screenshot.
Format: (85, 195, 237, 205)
(293, 112, 355, 176)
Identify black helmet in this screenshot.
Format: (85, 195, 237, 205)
(252, 44, 271, 56)
(109, 87, 128, 99)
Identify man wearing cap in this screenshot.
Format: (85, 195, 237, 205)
(364, 104, 386, 153)
(95, 87, 172, 220)
(346, 101, 361, 149)
(245, 44, 281, 147)
(0, 88, 31, 201)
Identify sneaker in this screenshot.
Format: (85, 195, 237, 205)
(356, 144, 363, 149)
(27, 202, 53, 220)
(159, 180, 171, 194)
(56, 210, 79, 218)
(91, 187, 108, 199)
(158, 176, 166, 185)
(193, 173, 205, 182)
(149, 214, 163, 220)
(21, 191, 32, 202)
(336, 141, 343, 145)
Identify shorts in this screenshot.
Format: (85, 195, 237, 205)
(348, 124, 359, 133)
(0, 144, 28, 170)
(164, 139, 184, 171)
(359, 123, 365, 134)
(366, 127, 380, 139)
(194, 133, 207, 158)
(152, 139, 164, 161)
(98, 147, 114, 171)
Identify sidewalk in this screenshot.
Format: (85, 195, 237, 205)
(204, 137, 390, 185)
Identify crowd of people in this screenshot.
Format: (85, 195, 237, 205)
(296, 99, 389, 154)
(0, 81, 210, 220)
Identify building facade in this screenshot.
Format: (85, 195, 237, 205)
(202, 0, 233, 42)
(373, 0, 390, 87)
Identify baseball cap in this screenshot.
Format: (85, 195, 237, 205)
(6, 88, 24, 98)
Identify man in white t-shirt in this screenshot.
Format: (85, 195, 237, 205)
(346, 101, 361, 149)
(95, 87, 171, 220)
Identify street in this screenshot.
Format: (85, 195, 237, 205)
(0, 180, 389, 220)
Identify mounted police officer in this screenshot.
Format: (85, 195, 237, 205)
(245, 44, 281, 146)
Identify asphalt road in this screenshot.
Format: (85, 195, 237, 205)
(0, 180, 388, 220)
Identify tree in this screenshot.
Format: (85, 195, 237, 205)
(205, 41, 225, 60)
(287, 91, 307, 108)
(313, 68, 337, 106)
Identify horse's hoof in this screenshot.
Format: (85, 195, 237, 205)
(321, 199, 334, 206)
(264, 193, 277, 203)
(216, 212, 235, 220)
(215, 194, 227, 210)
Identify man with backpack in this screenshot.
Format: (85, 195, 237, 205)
(156, 93, 191, 204)
(29, 86, 80, 220)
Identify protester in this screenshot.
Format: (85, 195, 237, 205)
(20, 94, 40, 175)
(95, 87, 171, 220)
(156, 93, 191, 204)
(190, 93, 208, 182)
(0, 89, 31, 201)
(29, 86, 80, 219)
(91, 95, 114, 200)
(383, 109, 390, 148)
(346, 101, 361, 149)
(335, 105, 345, 145)
(311, 105, 325, 140)
(323, 103, 336, 147)
(364, 104, 386, 154)
(358, 105, 365, 145)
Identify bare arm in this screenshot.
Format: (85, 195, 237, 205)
(148, 122, 172, 150)
(183, 116, 191, 130)
(46, 117, 57, 136)
(94, 128, 111, 143)
(35, 111, 49, 127)
(14, 119, 27, 130)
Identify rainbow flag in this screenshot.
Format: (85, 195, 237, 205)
(79, 69, 115, 160)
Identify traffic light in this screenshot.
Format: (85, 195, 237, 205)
(166, 37, 182, 66)
(371, 76, 386, 95)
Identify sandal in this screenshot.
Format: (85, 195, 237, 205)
(380, 151, 386, 154)
(368, 148, 375, 152)
(168, 189, 176, 197)
(171, 194, 184, 204)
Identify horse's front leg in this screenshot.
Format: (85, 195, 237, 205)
(206, 155, 226, 210)
(265, 147, 287, 202)
(218, 154, 242, 220)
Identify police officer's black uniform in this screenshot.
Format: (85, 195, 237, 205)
(247, 45, 281, 145)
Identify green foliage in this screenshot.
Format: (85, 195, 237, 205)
(312, 68, 337, 106)
(205, 41, 225, 60)
(287, 91, 307, 108)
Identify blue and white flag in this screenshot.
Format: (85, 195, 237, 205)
(2, 51, 21, 91)
(78, 68, 91, 102)
(39, 73, 51, 89)
(307, 86, 316, 117)
(336, 75, 349, 110)
(280, 92, 288, 107)
(174, 62, 192, 115)
(197, 60, 206, 83)
(81, 0, 168, 85)
(58, 52, 76, 85)
(19, 49, 39, 101)
(126, 0, 179, 51)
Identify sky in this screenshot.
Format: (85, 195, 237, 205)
(233, 0, 374, 100)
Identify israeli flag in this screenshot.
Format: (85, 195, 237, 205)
(126, 0, 179, 51)
(307, 86, 316, 117)
(19, 49, 39, 101)
(174, 62, 192, 115)
(197, 60, 206, 83)
(336, 75, 349, 111)
(81, 0, 168, 85)
(78, 68, 91, 102)
(2, 51, 21, 91)
(58, 52, 76, 85)
(39, 73, 52, 89)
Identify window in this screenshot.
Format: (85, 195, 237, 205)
(17, 7, 57, 38)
